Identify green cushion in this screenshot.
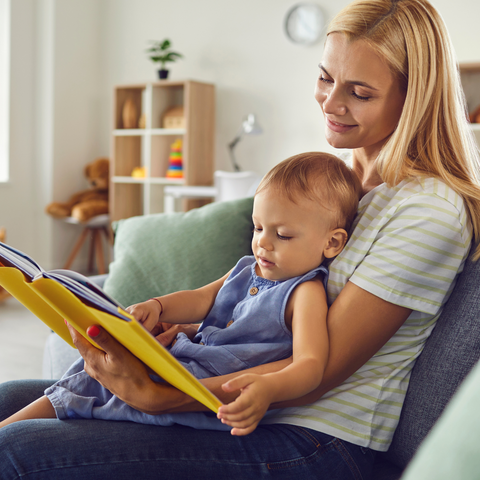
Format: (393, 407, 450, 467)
(103, 197, 254, 308)
(401, 359, 480, 480)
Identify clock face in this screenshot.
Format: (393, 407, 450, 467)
(285, 3, 325, 45)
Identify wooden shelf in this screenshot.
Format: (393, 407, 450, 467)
(112, 176, 185, 185)
(113, 128, 186, 137)
(110, 80, 215, 221)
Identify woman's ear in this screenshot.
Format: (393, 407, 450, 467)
(323, 228, 348, 259)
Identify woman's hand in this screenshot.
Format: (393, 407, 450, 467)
(65, 323, 187, 413)
(217, 374, 274, 436)
(66, 323, 150, 403)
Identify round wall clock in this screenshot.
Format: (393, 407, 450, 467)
(284, 3, 325, 46)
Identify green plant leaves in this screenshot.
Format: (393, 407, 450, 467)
(146, 39, 183, 67)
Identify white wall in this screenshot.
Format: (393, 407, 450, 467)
(0, 0, 106, 269)
(98, 0, 480, 175)
(1, 0, 480, 269)
(0, 0, 36, 255)
(99, 0, 344, 175)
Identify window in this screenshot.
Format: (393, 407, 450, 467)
(0, 0, 10, 183)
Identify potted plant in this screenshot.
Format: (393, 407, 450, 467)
(146, 39, 183, 80)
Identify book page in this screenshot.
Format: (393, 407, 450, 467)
(0, 242, 42, 280)
(44, 270, 130, 321)
(48, 269, 126, 309)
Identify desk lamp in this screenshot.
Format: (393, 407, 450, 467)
(228, 114, 263, 171)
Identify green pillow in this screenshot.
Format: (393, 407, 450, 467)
(104, 197, 254, 308)
(402, 359, 480, 480)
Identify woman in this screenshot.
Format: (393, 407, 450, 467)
(1, 0, 479, 478)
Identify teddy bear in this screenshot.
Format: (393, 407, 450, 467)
(45, 158, 110, 223)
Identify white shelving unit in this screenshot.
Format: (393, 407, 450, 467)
(111, 80, 215, 221)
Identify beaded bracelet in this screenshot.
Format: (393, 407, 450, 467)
(149, 297, 164, 317)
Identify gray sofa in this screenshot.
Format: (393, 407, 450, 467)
(43, 198, 480, 479)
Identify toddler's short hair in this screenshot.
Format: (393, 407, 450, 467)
(256, 152, 362, 231)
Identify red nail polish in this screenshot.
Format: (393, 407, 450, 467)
(87, 325, 100, 337)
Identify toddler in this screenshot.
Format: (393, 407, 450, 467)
(0, 152, 361, 436)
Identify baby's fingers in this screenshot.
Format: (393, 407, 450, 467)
(221, 373, 256, 394)
(218, 405, 255, 424)
(217, 390, 256, 417)
(229, 420, 260, 436)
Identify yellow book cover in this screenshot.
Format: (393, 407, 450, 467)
(0, 242, 222, 413)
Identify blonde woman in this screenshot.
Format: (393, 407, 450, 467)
(1, 0, 479, 478)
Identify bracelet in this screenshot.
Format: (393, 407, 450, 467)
(149, 297, 164, 317)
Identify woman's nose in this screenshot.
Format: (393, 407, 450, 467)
(319, 86, 347, 116)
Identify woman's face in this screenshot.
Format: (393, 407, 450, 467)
(315, 33, 406, 158)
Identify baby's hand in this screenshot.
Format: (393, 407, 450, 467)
(126, 300, 162, 332)
(217, 374, 273, 436)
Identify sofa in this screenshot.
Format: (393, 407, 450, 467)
(42, 197, 480, 479)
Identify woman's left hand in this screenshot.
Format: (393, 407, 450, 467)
(66, 323, 152, 406)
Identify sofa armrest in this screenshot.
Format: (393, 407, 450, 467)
(88, 273, 109, 289)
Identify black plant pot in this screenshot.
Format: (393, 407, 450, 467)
(158, 69, 169, 80)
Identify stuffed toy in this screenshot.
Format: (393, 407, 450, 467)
(45, 158, 110, 223)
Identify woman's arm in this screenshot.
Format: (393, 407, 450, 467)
(69, 280, 411, 414)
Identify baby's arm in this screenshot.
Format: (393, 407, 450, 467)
(127, 270, 231, 333)
(217, 277, 329, 435)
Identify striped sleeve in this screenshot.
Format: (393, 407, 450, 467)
(349, 193, 471, 315)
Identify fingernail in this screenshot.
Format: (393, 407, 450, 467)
(87, 325, 100, 337)
(64, 319, 68, 325)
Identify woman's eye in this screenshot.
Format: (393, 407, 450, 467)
(352, 90, 371, 101)
(319, 75, 332, 84)
(277, 233, 292, 241)
(253, 226, 262, 233)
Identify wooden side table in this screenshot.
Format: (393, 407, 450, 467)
(63, 214, 112, 274)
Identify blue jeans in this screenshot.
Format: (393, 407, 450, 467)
(0, 380, 376, 479)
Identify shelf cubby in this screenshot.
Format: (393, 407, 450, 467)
(111, 80, 215, 221)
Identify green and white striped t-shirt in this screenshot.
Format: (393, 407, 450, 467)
(262, 176, 472, 451)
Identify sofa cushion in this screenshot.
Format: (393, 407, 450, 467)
(382, 245, 480, 470)
(400, 357, 480, 479)
(103, 197, 254, 308)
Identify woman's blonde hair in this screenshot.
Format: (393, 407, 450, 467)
(328, 0, 480, 258)
(256, 152, 362, 232)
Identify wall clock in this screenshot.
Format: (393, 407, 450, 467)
(284, 3, 325, 46)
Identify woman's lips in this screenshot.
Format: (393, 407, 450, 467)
(326, 117, 357, 133)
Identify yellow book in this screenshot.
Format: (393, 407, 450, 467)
(0, 241, 222, 413)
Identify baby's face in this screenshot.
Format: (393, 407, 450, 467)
(252, 187, 338, 281)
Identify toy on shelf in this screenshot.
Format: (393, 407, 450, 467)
(162, 106, 185, 129)
(131, 166, 147, 178)
(166, 139, 183, 179)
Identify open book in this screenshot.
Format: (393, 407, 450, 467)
(0, 242, 222, 413)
